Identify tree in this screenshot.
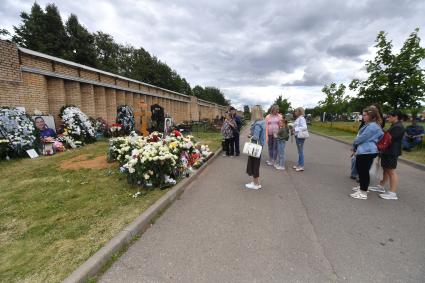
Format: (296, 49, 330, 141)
(65, 14, 97, 67)
(12, 3, 46, 51)
(93, 31, 120, 74)
(0, 28, 10, 40)
(243, 105, 251, 120)
(13, 3, 69, 58)
(350, 29, 425, 111)
(267, 95, 292, 115)
(319, 83, 348, 124)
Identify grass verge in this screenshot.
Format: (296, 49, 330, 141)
(0, 131, 221, 283)
(310, 122, 425, 165)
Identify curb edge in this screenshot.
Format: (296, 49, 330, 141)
(63, 147, 223, 283)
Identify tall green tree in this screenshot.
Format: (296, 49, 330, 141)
(93, 31, 120, 74)
(350, 29, 425, 111)
(243, 105, 251, 120)
(0, 28, 10, 40)
(267, 95, 292, 115)
(13, 3, 46, 51)
(65, 14, 97, 67)
(13, 3, 69, 57)
(319, 83, 348, 124)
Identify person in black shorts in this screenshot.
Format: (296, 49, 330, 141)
(377, 111, 405, 200)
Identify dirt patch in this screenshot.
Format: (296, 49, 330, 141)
(60, 154, 114, 170)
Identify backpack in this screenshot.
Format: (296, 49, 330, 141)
(377, 131, 392, 152)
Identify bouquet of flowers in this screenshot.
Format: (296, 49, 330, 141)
(0, 107, 38, 157)
(110, 123, 123, 137)
(95, 117, 109, 137)
(108, 131, 213, 188)
(116, 105, 135, 135)
(60, 106, 96, 144)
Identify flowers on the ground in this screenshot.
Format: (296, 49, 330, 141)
(60, 106, 96, 144)
(0, 107, 38, 157)
(108, 130, 212, 187)
(110, 123, 123, 137)
(116, 105, 135, 135)
(95, 117, 109, 137)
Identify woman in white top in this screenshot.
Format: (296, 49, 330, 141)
(292, 107, 308, 171)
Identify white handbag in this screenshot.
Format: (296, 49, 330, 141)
(243, 139, 263, 158)
(297, 130, 309, 139)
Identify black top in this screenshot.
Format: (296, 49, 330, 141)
(382, 121, 405, 156)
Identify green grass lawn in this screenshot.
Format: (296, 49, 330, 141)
(192, 131, 222, 151)
(310, 122, 425, 165)
(0, 132, 221, 283)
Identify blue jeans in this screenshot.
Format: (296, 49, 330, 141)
(268, 135, 278, 161)
(295, 137, 305, 167)
(277, 140, 286, 167)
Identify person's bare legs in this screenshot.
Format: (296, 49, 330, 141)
(253, 177, 260, 186)
(380, 169, 389, 187)
(387, 169, 398, 193)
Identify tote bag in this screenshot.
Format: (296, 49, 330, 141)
(297, 129, 309, 139)
(243, 139, 262, 158)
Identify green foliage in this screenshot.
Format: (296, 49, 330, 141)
(319, 83, 348, 115)
(267, 95, 292, 115)
(65, 14, 97, 67)
(350, 29, 425, 110)
(192, 85, 230, 106)
(0, 28, 10, 40)
(243, 105, 251, 120)
(13, 3, 68, 58)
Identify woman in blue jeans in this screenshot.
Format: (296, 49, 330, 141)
(292, 107, 308, 172)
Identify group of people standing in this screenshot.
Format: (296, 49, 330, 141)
(244, 105, 308, 190)
(225, 103, 410, 199)
(350, 105, 406, 200)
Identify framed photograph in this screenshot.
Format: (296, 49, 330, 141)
(32, 116, 56, 138)
(32, 116, 56, 132)
(164, 117, 172, 133)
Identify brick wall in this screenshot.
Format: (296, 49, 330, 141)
(105, 88, 117, 124)
(81, 84, 96, 118)
(64, 81, 82, 107)
(94, 86, 107, 119)
(47, 77, 66, 125)
(0, 39, 227, 128)
(0, 40, 21, 82)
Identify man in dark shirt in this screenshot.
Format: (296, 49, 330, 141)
(402, 119, 424, 151)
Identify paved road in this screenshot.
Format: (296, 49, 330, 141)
(101, 130, 425, 282)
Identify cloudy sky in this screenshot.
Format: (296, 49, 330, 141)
(1, 0, 424, 109)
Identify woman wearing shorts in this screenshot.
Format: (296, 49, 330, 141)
(377, 111, 405, 200)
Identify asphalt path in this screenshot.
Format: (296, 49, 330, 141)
(101, 129, 425, 282)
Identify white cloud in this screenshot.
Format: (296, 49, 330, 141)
(1, 0, 424, 109)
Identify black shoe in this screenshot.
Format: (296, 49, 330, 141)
(235, 153, 240, 156)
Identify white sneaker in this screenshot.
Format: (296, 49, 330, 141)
(379, 191, 398, 200)
(245, 182, 262, 189)
(292, 165, 298, 169)
(350, 190, 368, 200)
(266, 160, 274, 166)
(352, 186, 369, 192)
(369, 184, 386, 193)
(295, 167, 304, 172)
(274, 165, 286, 170)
